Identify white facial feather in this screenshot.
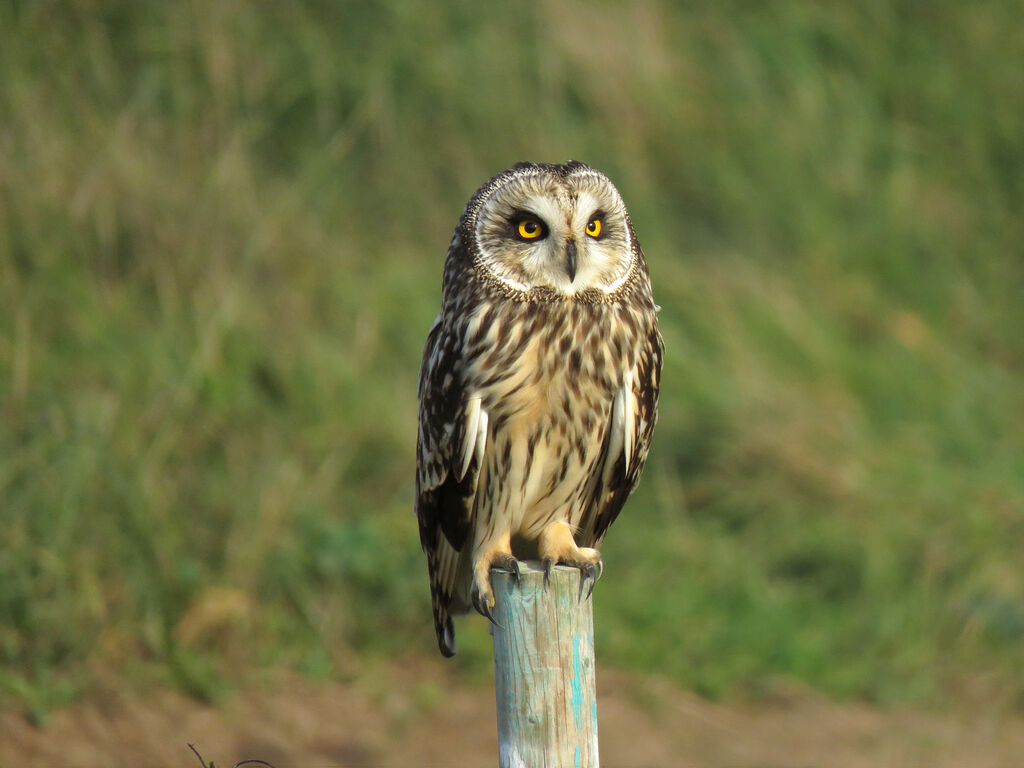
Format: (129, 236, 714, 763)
(472, 167, 634, 296)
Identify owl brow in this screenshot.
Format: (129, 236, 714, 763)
(509, 208, 544, 224)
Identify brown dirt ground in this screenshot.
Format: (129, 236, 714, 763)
(2, 657, 1023, 767)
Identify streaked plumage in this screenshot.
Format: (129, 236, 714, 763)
(416, 161, 663, 656)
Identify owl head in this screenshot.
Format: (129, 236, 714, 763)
(457, 161, 641, 298)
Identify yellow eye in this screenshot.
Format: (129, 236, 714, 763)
(517, 219, 543, 239)
(586, 218, 602, 238)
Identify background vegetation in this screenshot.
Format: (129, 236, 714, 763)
(1, 0, 1022, 719)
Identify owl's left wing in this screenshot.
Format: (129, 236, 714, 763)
(581, 321, 664, 546)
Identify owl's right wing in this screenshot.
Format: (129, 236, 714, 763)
(415, 314, 487, 656)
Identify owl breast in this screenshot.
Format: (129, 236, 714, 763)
(461, 296, 642, 543)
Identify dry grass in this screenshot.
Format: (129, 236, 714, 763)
(1, 0, 1023, 716)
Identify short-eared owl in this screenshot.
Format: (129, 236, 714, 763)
(416, 161, 663, 656)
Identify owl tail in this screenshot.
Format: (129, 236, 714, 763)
(424, 533, 463, 657)
(432, 590, 457, 657)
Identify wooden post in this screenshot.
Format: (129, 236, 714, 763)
(491, 561, 599, 768)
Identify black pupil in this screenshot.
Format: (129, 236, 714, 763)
(523, 221, 537, 234)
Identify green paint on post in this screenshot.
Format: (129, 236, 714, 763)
(571, 633, 584, 729)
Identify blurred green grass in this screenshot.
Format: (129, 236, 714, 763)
(1, 0, 1023, 716)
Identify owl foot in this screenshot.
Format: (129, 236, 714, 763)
(538, 522, 603, 603)
(471, 542, 519, 626)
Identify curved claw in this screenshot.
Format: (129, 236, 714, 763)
(472, 589, 499, 627)
(578, 562, 598, 603)
(542, 558, 555, 589)
(493, 554, 521, 587)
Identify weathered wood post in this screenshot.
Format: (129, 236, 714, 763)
(491, 561, 599, 768)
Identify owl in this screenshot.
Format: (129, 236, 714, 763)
(416, 160, 663, 657)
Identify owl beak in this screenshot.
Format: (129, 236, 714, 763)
(565, 239, 578, 282)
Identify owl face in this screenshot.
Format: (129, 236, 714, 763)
(469, 162, 634, 296)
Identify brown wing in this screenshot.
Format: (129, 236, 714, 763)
(415, 315, 481, 657)
(581, 321, 663, 547)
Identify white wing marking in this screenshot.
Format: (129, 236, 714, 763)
(458, 397, 481, 482)
(457, 397, 489, 482)
(622, 367, 635, 472)
(474, 408, 489, 474)
(603, 369, 634, 487)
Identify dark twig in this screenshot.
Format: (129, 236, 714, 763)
(188, 743, 213, 768)
(187, 743, 277, 768)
